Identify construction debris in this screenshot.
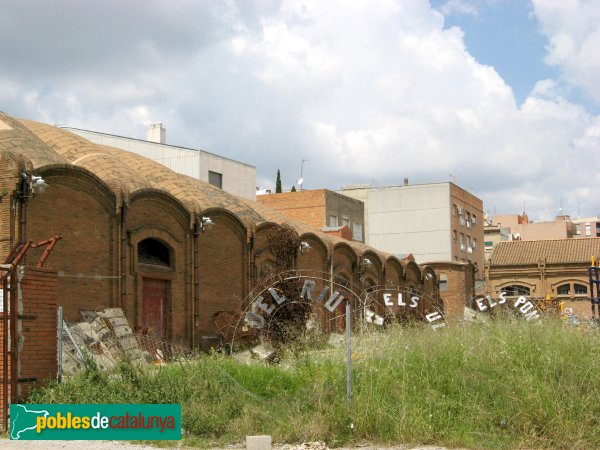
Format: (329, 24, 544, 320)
(60, 308, 152, 376)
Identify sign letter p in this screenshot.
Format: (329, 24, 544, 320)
(36, 416, 46, 433)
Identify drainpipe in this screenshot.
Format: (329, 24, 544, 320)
(2, 277, 8, 430)
(120, 201, 128, 311)
(193, 220, 200, 348)
(18, 174, 29, 245)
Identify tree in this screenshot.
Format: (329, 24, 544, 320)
(290, 185, 296, 192)
(276, 169, 282, 193)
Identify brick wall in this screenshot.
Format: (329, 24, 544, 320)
(0, 153, 20, 261)
(0, 267, 58, 430)
(198, 211, 247, 350)
(257, 190, 327, 229)
(428, 262, 475, 320)
(27, 170, 116, 321)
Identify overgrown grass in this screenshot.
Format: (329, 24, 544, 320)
(29, 318, 600, 449)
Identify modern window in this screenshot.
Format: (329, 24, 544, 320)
(585, 224, 591, 236)
(460, 233, 465, 251)
(472, 214, 477, 225)
(208, 170, 223, 189)
(501, 285, 530, 296)
(453, 230, 458, 242)
(466, 212, 471, 228)
(473, 238, 477, 249)
(329, 215, 337, 227)
(452, 204, 457, 216)
(576, 224, 581, 236)
(341, 217, 350, 227)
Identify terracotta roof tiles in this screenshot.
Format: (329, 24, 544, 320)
(491, 238, 600, 265)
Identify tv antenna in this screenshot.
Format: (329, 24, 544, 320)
(298, 158, 308, 191)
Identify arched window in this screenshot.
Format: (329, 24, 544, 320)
(574, 284, 588, 295)
(557, 284, 570, 296)
(259, 260, 276, 280)
(138, 238, 170, 267)
(501, 285, 530, 296)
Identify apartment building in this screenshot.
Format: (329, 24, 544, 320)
(340, 181, 484, 273)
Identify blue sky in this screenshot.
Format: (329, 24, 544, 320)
(431, 0, 555, 104)
(0, 0, 599, 220)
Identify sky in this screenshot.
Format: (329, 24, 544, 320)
(1, 0, 599, 221)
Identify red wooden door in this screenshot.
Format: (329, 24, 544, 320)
(142, 278, 167, 338)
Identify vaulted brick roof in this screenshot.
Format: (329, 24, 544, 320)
(491, 238, 600, 266)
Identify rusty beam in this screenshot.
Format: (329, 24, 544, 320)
(31, 235, 62, 268)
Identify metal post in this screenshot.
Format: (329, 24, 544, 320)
(2, 276, 8, 431)
(345, 299, 352, 405)
(57, 307, 63, 384)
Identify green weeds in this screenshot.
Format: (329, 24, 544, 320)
(29, 318, 600, 449)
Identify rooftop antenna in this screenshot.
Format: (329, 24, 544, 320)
(298, 157, 308, 191)
(559, 198, 563, 215)
(578, 201, 581, 218)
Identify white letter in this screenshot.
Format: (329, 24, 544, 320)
(476, 297, 487, 311)
(514, 296, 527, 308)
(398, 293, 406, 306)
(410, 296, 419, 308)
(268, 288, 287, 305)
(91, 413, 101, 429)
(498, 292, 507, 304)
(244, 312, 265, 329)
(426, 312, 443, 323)
(301, 280, 315, 301)
(255, 296, 274, 315)
(324, 291, 344, 312)
(383, 293, 393, 306)
(316, 287, 329, 304)
(487, 295, 497, 308)
(519, 302, 534, 314)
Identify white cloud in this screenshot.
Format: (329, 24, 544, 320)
(532, 0, 600, 102)
(0, 0, 599, 220)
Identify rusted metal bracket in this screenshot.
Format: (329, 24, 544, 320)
(30, 235, 62, 268)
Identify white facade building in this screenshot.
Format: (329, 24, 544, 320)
(340, 182, 484, 270)
(62, 125, 257, 200)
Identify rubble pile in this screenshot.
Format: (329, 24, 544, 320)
(61, 308, 152, 375)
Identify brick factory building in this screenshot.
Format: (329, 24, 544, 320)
(487, 238, 600, 319)
(0, 112, 443, 351)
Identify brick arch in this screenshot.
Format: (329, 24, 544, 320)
(128, 191, 191, 345)
(198, 208, 248, 350)
(26, 165, 117, 321)
(421, 266, 438, 297)
(130, 189, 191, 231)
(362, 250, 383, 285)
(254, 222, 280, 283)
(297, 232, 329, 275)
(385, 256, 404, 287)
(332, 242, 357, 283)
(402, 260, 422, 288)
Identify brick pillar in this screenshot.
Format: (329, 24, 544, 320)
(17, 266, 58, 401)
